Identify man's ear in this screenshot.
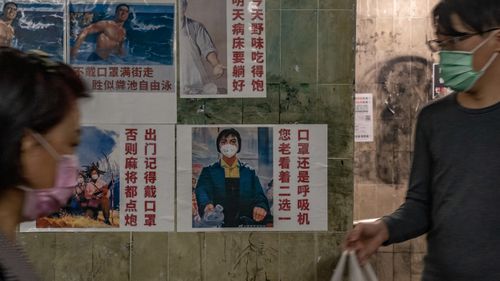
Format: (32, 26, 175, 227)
(494, 31, 500, 52)
(20, 130, 37, 154)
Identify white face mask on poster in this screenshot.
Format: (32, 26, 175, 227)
(220, 144, 238, 158)
(91, 174, 98, 181)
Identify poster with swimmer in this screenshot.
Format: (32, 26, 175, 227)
(0, 0, 64, 61)
(69, 1, 175, 93)
(71, 0, 177, 124)
(179, 0, 267, 98)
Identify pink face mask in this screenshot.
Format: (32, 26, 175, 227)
(17, 132, 79, 221)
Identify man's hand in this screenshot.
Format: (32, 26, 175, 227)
(204, 203, 214, 214)
(252, 207, 267, 222)
(212, 64, 225, 78)
(344, 220, 389, 265)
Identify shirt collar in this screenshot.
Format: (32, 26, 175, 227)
(220, 158, 239, 169)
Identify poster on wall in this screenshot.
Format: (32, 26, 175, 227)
(177, 125, 328, 232)
(70, 0, 177, 123)
(432, 63, 452, 99)
(21, 125, 175, 232)
(1, 0, 64, 60)
(355, 93, 374, 142)
(179, 0, 266, 98)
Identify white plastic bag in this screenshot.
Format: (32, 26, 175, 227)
(330, 251, 378, 281)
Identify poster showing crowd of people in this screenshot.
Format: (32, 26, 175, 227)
(177, 125, 328, 232)
(179, 0, 266, 98)
(21, 125, 175, 232)
(0, 0, 64, 60)
(73, 0, 177, 124)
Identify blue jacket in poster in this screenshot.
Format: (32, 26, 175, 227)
(195, 160, 270, 221)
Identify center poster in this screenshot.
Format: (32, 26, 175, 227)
(177, 125, 328, 232)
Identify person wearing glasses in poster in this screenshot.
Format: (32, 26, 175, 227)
(345, 0, 500, 280)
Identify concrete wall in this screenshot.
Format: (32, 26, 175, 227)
(17, 0, 357, 280)
(354, 0, 440, 280)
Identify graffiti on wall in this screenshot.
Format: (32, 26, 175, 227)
(356, 55, 433, 185)
(231, 233, 278, 280)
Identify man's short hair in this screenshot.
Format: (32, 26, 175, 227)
(216, 128, 242, 153)
(181, 0, 188, 9)
(115, 3, 129, 14)
(432, 0, 500, 36)
(2, 2, 17, 11)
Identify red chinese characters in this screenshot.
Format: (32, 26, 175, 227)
(249, 0, 265, 94)
(124, 128, 138, 227)
(124, 127, 160, 228)
(143, 128, 157, 227)
(278, 128, 292, 221)
(231, 1, 245, 93)
(277, 127, 314, 227)
(296, 129, 310, 225)
(230, 0, 266, 95)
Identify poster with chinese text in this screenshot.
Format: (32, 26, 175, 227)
(354, 93, 374, 142)
(177, 125, 327, 232)
(21, 124, 175, 232)
(179, 0, 266, 98)
(71, 0, 177, 123)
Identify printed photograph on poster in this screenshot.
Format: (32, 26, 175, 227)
(177, 125, 328, 232)
(0, 0, 64, 60)
(21, 124, 176, 232)
(69, 1, 175, 93)
(36, 126, 120, 229)
(191, 127, 273, 229)
(69, 2, 173, 65)
(179, 0, 266, 98)
(179, 0, 227, 96)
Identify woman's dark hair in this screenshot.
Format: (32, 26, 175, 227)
(0, 47, 89, 191)
(216, 128, 241, 153)
(433, 0, 500, 36)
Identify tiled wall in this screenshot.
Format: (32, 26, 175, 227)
(354, 0, 440, 280)
(17, 0, 356, 280)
